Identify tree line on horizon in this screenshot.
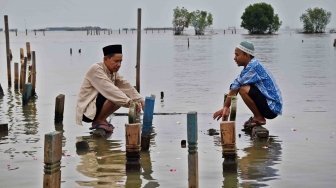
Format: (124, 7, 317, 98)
(172, 3, 332, 35)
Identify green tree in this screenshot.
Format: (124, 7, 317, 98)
(172, 6, 191, 35)
(241, 2, 282, 34)
(190, 10, 213, 35)
(300, 7, 331, 33)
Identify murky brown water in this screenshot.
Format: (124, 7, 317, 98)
(1, 30, 336, 187)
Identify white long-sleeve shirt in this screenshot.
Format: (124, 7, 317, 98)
(76, 62, 143, 125)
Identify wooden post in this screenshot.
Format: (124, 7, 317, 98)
(125, 123, 141, 171)
(136, 8, 142, 92)
(26, 42, 31, 60)
(141, 95, 155, 151)
(54, 94, 65, 123)
(187, 111, 198, 153)
(188, 38, 190, 48)
(0, 123, 8, 137)
(0, 83, 4, 97)
(43, 131, 62, 188)
(20, 48, 24, 60)
(20, 57, 27, 90)
(22, 83, 32, 105)
(4, 15, 12, 87)
(14, 63, 19, 90)
(0, 123, 8, 133)
(220, 95, 237, 159)
(188, 152, 199, 188)
(31, 51, 36, 95)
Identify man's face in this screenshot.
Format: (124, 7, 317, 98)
(106, 54, 123, 72)
(234, 48, 250, 67)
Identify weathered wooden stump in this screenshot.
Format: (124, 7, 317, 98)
(43, 131, 62, 188)
(54, 94, 65, 124)
(220, 95, 237, 159)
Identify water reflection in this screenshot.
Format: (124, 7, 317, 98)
(238, 136, 282, 188)
(76, 136, 125, 187)
(0, 88, 39, 157)
(140, 151, 159, 188)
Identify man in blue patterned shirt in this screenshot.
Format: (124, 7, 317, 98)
(213, 41, 282, 127)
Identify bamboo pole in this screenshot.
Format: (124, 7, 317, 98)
(4, 15, 12, 87)
(135, 8, 142, 92)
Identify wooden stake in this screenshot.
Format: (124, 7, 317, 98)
(31, 51, 36, 95)
(26, 42, 31, 60)
(54, 94, 65, 123)
(4, 15, 12, 87)
(20, 48, 24, 60)
(136, 8, 142, 92)
(14, 63, 19, 89)
(22, 83, 32, 105)
(43, 131, 62, 188)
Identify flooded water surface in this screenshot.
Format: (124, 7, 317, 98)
(1, 30, 336, 187)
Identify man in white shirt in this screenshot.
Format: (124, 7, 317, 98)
(76, 44, 144, 132)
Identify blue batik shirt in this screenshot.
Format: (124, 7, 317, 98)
(230, 58, 283, 115)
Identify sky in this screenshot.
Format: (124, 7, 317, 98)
(1, 0, 336, 30)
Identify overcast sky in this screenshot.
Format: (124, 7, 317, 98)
(1, 0, 335, 30)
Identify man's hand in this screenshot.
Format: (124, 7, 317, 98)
(213, 107, 230, 121)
